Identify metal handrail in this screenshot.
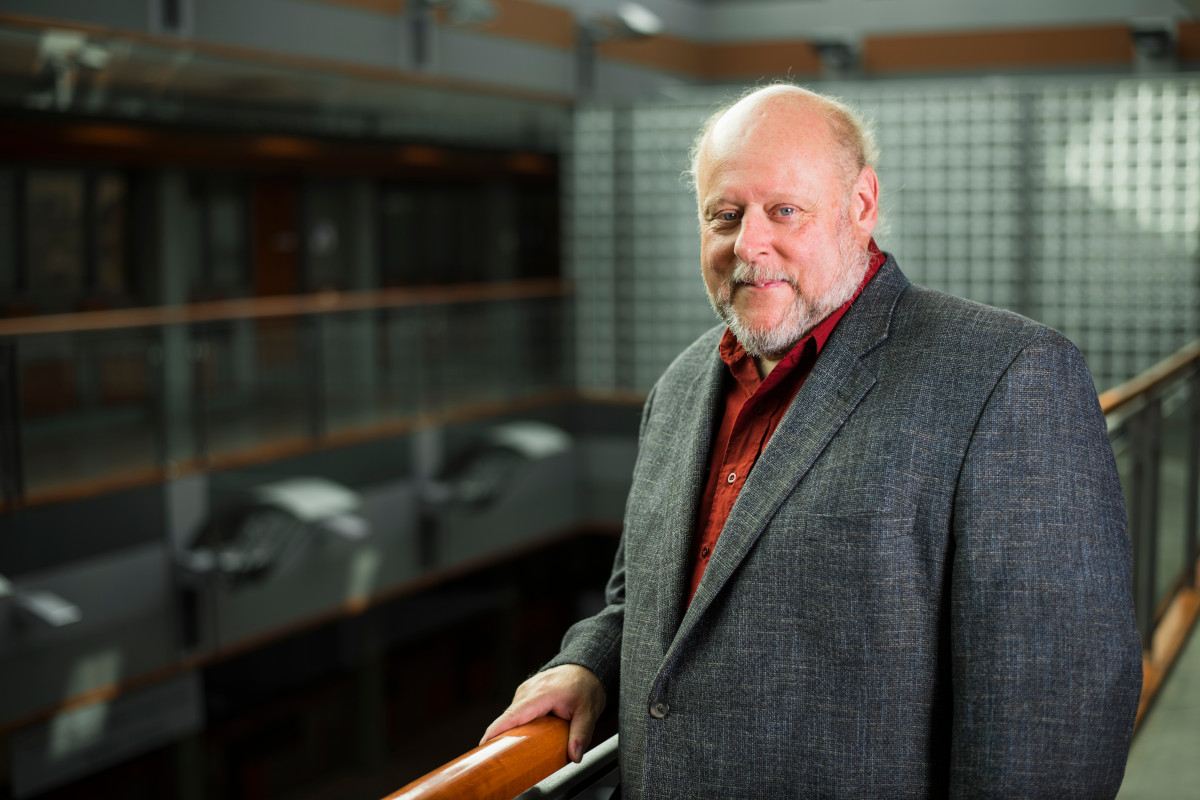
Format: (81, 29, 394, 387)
(515, 734, 619, 800)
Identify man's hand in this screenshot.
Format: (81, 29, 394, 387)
(480, 664, 605, 763)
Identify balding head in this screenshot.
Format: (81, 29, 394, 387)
(691, 83, 881, 367)
(689, 84, 878, 195)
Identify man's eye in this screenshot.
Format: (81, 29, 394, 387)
(717, 211, 739, 222)
(776, 206, 797, 217)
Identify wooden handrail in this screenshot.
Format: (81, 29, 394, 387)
(384, 716, 569, 800)
(1099, 339, 1200, 416)
(0, 279, 568, 337)
(1136, 576, 1200, 727)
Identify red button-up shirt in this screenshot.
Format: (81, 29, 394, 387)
(687, 241, 887, 603)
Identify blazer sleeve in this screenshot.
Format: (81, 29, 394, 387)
(539, 383, 657, 696)
(948, 331, 1142, 798)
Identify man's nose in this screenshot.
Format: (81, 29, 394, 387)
(733, 210, 771, 263)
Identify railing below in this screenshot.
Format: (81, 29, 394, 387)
(1101, 339, 1200, 724)
(0, 280, 571, 510)
(514, 734, 619, 800)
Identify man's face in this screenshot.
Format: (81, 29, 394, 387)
(696, 100, 877, 359)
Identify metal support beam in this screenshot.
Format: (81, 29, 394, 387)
(0, 340, 24, 507)
(1187, 368, 1200, 587)
(305, 314, 326, 441)
(1130, 397, 1163, 649)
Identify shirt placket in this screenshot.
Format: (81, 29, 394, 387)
(707, 392, 766, 553)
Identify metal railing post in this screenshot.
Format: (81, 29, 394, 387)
(1128, 413, 1147, 648)
(1187, 368, 1200, 588)
(1131, 397, 1163, 650)
(0, 340, 24, 507)
(306, 314, 326, 441)
(192, 329, 210, 465)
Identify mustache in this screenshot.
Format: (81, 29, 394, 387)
(729, 261, 797, 288)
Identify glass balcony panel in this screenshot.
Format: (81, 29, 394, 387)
(26, 170, 84, 312)
(321, 309, 390, 436)
(18, 330, 159, 498)
(0, 168, 17, 300)
(94, 172, 130, 299)
(377, 307, 424, 422)
(196, 316, 311, 462)
(1156, 379, 1194, 609)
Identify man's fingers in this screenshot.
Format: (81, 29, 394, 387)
(566, 704, 598, 763)
(480, 665, 604, 753)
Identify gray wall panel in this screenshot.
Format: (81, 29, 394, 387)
(568, 75, 1200, 393)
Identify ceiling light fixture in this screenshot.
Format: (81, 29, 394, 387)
(577, 2, 664, 97)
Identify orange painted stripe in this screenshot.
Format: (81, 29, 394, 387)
(597, 33, 707, 77)
(1180, 21, 1200, 63)
(304, 0, 405, 14)
(707, 40, 821, 80)
(566, 21, 1142, 79)
(863, 25, 1134, 74)
(307, 0, 575, 49)
(298, 2, 1164, 80)
(481, 0, 575, 50)
(2, 6, 1182, 85)
(595, 37, 822, 81)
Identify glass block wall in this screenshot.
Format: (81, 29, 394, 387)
(568, 76, 1200, 393)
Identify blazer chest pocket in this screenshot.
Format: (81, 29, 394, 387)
(768, 509, 922, 585)
(764, 511, 928, 620)
(797, 511, 917, 544)
(768, 488, 918, 541)
(759, 507, 920, 580)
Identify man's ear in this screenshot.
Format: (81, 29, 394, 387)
(849, 166, 879, 245)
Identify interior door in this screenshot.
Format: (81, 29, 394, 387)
(251, 177, 301, 371)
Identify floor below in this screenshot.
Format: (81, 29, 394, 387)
(1119, 621, 1200, 799)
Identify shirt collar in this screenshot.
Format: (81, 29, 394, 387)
(719, 238, 887, 395)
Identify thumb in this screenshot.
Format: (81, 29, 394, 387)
(566, 704, 598, 764)
(480, 700, 545, 746)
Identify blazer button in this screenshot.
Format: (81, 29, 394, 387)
(649, 702, 669, 719)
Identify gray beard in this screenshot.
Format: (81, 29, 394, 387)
(709, 241, 872, 360)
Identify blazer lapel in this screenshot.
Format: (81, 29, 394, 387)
(664, 258, 910, 659)
(652, 345, 726, 647)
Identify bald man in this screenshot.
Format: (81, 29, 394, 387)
(485, 85, 1141, 799)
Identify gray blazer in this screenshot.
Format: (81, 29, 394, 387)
(547, 257, 1142, 798)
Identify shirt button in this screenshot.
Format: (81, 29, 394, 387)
(649, 702, 669, 719)
(700, 545, 711, 559)
(726, 471, 737, 484)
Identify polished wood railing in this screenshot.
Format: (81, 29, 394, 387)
(384, 717, 569, 800)
(0, 279, 567, 336)
(1100, 340, 1200, 726)
(1099, 340, 1200, 416)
